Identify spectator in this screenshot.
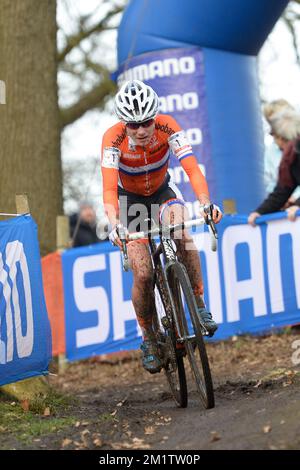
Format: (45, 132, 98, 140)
(263, 99, 294, 123)
(70, 201, 101, 247)
(248, 109, 300, 226)
(263, 99, 300, 201)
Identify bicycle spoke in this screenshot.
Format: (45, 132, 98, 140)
(168, 263, 215, 409)
(154, 265, 188, 408)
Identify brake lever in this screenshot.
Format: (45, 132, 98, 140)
(118, 226, 129, 272)
(207, 216, 218, 239)
(204, 204, 218, 239)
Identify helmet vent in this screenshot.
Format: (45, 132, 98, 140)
(114, 80, 159, 122)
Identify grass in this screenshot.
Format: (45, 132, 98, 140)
(0, 388, 77, 447)
(98, 412, 118, 423)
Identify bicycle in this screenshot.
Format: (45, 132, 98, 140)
(119, 206, 218, 409)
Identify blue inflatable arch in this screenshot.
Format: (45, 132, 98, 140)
(117, 0, 288, 213)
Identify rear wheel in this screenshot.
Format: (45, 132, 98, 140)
(154, 267, 188, 408)
(168, 262, 215, 409)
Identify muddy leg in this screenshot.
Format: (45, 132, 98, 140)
(127, 241, 156, 340)
(161, 202, 205, 308)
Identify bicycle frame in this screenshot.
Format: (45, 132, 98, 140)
(121, 216, 217, 332)
(121, 216, 218, 408)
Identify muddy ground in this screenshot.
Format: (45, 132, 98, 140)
(1, 331, 300, 451)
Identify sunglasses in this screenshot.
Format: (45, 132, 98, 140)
(126, 119, 154, 130)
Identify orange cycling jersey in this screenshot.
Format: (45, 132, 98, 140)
(101, 114, 209, 222)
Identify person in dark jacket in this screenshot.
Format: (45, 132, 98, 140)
(70, 202, 101, 247)
(248, 109, 300, 226)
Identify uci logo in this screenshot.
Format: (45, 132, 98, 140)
(0, 241, 34, 364)
(0, 80, 6, 104)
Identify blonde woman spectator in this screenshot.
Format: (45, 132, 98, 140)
(248, 109, 300, 225)
(263, 100, 299, 195)
(263, 99, 294, 123)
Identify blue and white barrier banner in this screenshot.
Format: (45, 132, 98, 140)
(0, 215, 52, 386)
(62, 213, 300, 362)
(117, 47, 213, 216)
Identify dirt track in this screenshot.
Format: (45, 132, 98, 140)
(1, 332, 300, 450)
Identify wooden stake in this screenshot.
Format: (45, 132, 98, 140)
(56, 215, 70, 252)
(56, 215, 70, 373)
(15, 193, 30, 214)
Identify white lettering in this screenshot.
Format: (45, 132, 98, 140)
(168, 163, 205, 186)
(194, 232, 223, 323)
(163, 58, 180, 76)
(185, 201, 199, 219)
(186, 128, 202, 145)
(291, 339, 300, 366)
(183, 92, 198, 109)
(5, 241, 34, 358)
(0, 242, 34, 362)
(0, 253, 12, 363)
(172, 165, 189, 183)
(109, 252, 141, 340)
(266, 219, 300, 313)
(159, 92, 198, 113)
(222, 226, 267, 322)
(73, 255, 110, 347)
(118, 56, 196, 84)
(148, 60, 164, 79)
(179, 56, 195, 74)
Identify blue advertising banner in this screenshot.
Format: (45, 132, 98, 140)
(117, 47, 213, 216)
(62, 242, 139, 361)
(0, 215, 51, 386)
(62, 213, 300, 362)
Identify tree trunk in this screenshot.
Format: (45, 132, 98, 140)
(0, 0, 63, 255)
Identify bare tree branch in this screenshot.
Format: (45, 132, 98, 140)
(60, 78, 116, 129)
(57, 6, 123, 63)
(83, 58, 109, 75)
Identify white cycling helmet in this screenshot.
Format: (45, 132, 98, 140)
(114, 80, 159, 123)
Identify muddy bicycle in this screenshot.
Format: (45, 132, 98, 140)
(119, 209, 218, 409)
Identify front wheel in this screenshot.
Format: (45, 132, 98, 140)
(154, 270, 188, 408)
(168, 263, 215, 409)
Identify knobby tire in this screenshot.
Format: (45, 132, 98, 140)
(168, 262, 215, 409)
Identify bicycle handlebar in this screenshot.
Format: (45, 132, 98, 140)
(120, 217, 218, 271)
(128, 217, 218, 250)
(127, 217, 202, 240)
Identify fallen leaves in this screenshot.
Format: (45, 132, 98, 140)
(154, 415, 172, 426)
(263, 425, 272, 434)
(80, 429, 90, 447)
(210, 431, 221, 442)
(61, 438, 72, 448)
(283, 369, 297, 387)
(60, 431, 104, 450)
(110, 397, 128, 418)
(116, 397, 128, 407)
(20, 399, 30, 412)
(43, 407, 51, 417)
(144, 426, 155, 435)
(111, 437, 150, 450)
(93, 437, 103, 447)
